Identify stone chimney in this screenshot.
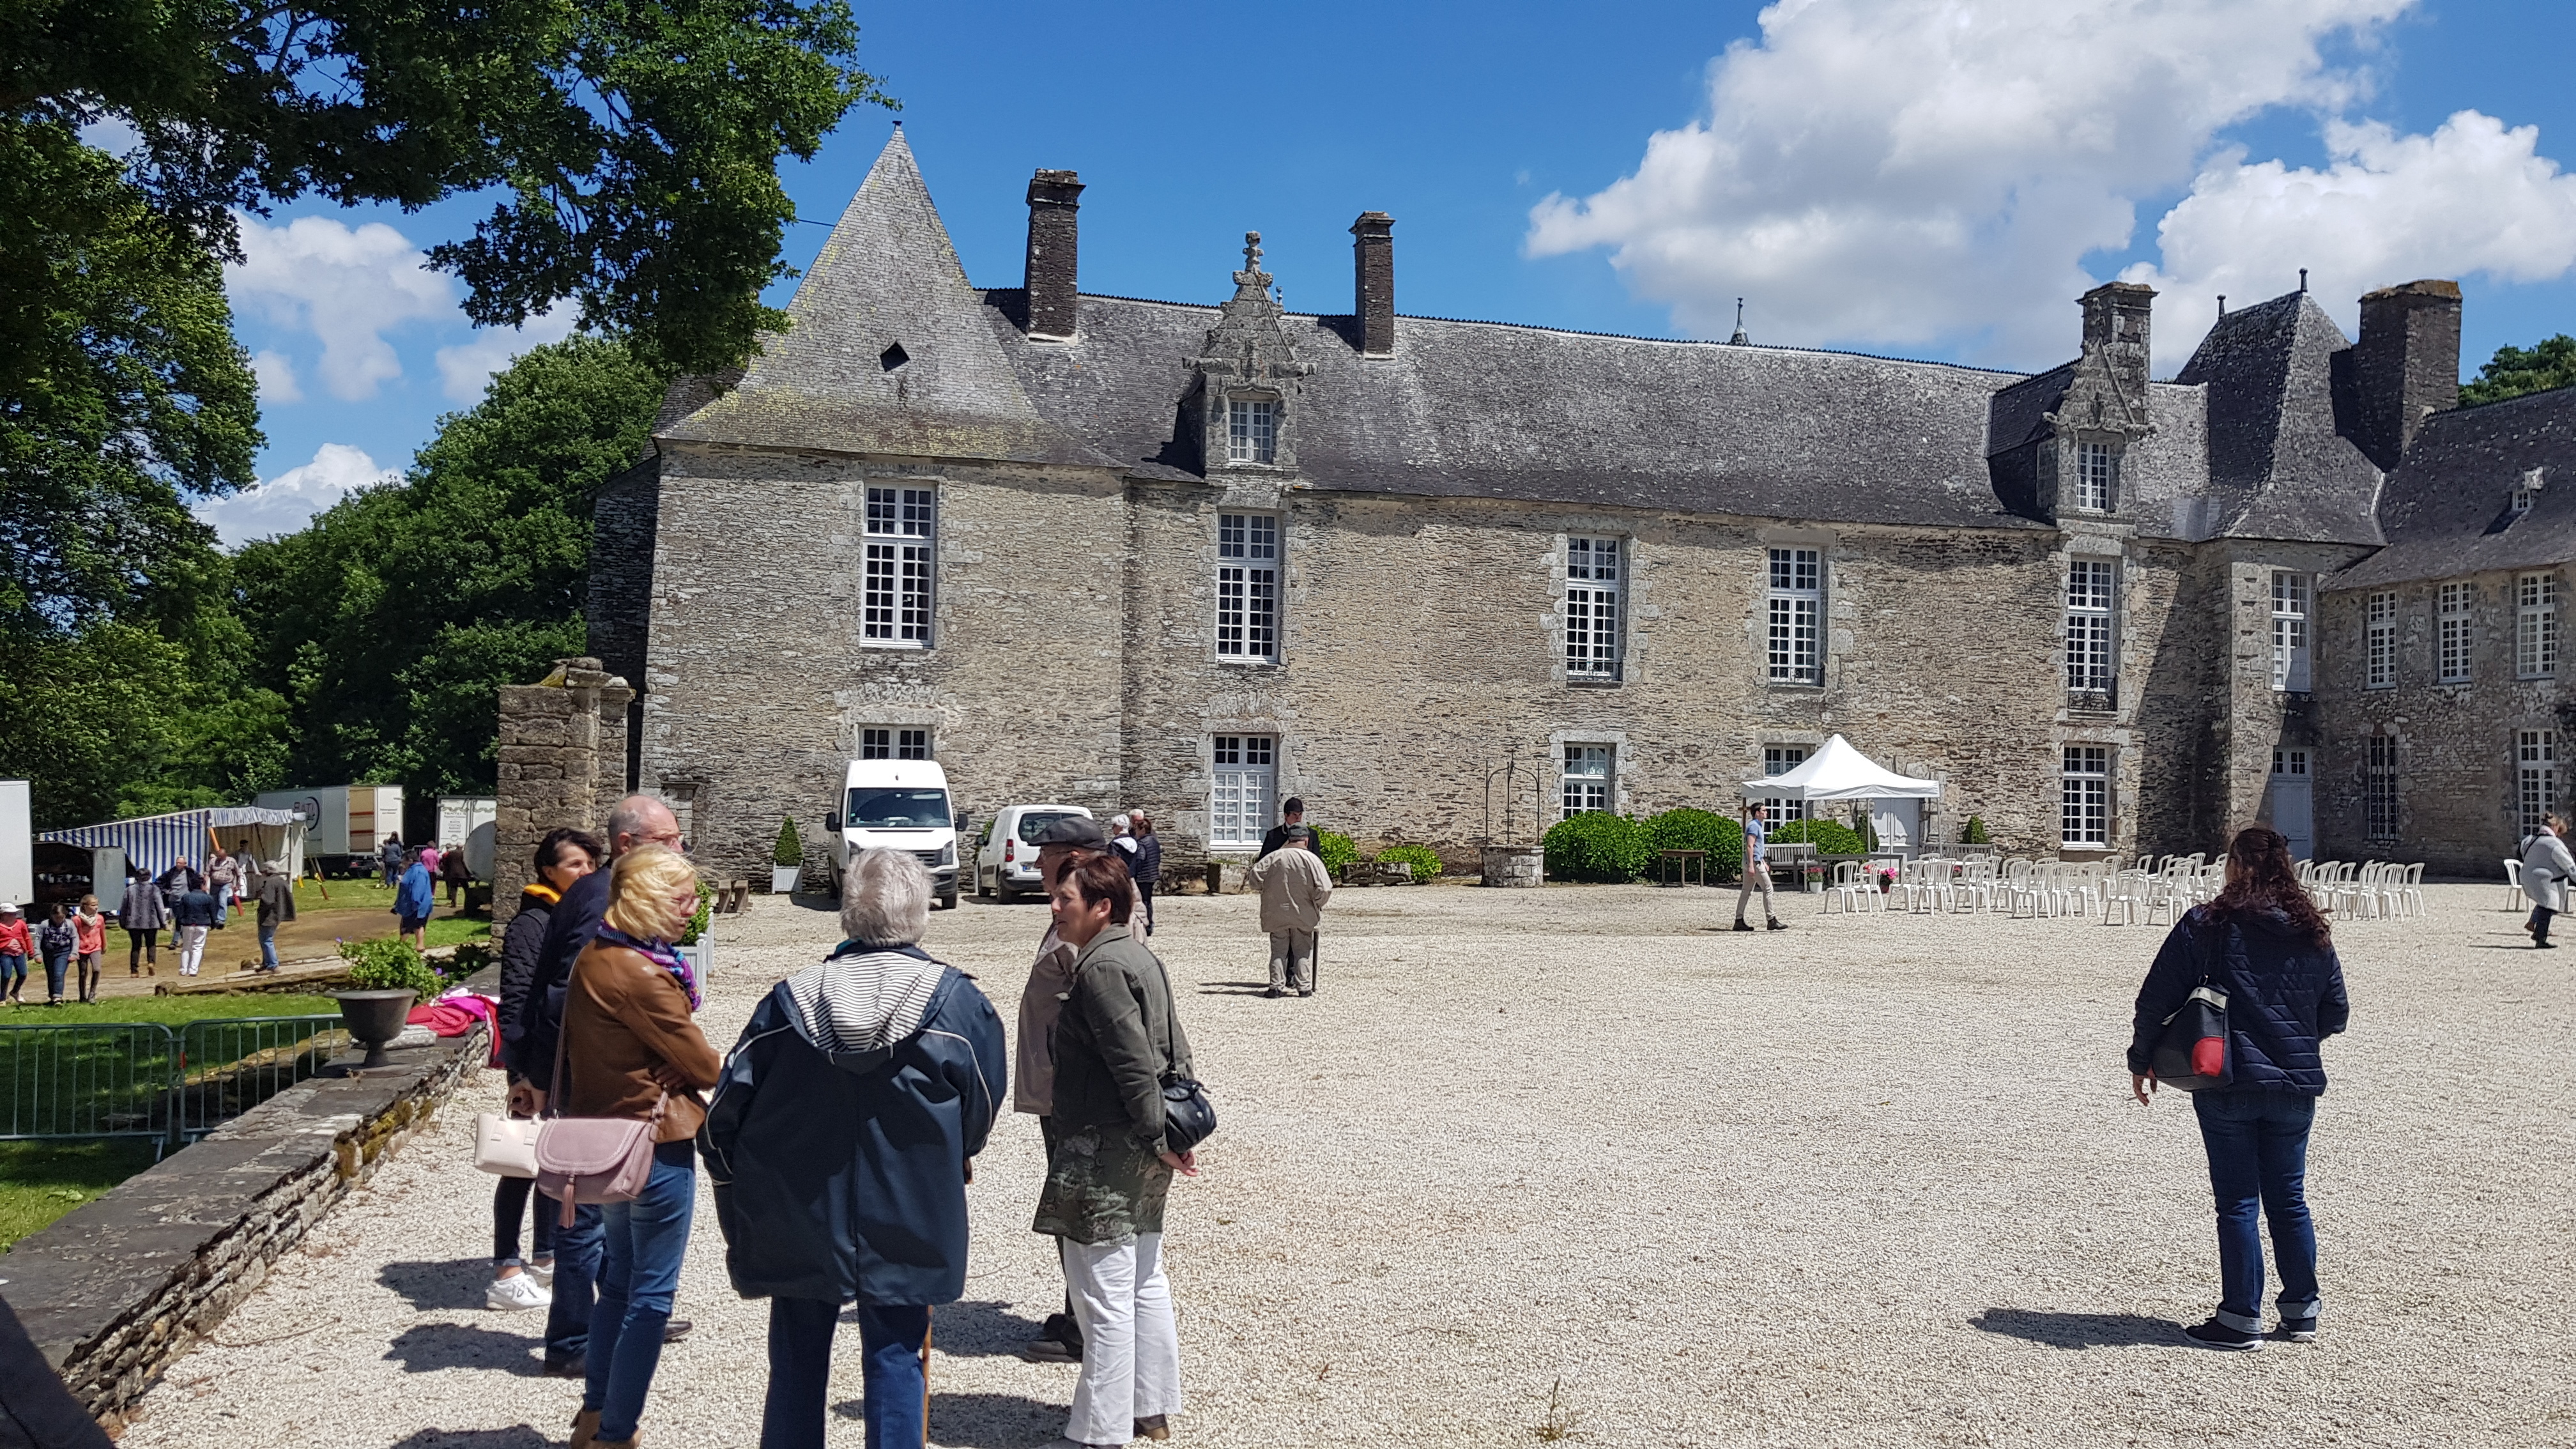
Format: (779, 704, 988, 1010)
(2080, 281, 2154, 405)
(2354, 279, 2462, 470)
(1023, 169, 1084, 340)
(1350, 211, 1395, 355)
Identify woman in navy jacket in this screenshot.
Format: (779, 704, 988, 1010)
(701, 848, 1006, 1449)
(2128, 825, 2350, 1352)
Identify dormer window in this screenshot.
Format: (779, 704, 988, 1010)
(2512, 466, 2545, 518)
(2073, 441, 2119, 512)
(1227, 398, 1277, 465)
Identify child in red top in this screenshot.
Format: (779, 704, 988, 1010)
(0, 902, 31, 1006)
(73, 896, 108, 1004)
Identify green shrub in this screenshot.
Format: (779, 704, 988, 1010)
(678, 878, 716, 947)
(773, 817, 803, 866)
(444, 940, 496, 980)
(1315, 830, 1360, 874)
(339, 937, 441, 999)
(1643, 808, 1745, 878)
(1374, 843, 1443, 880)
(1771, 818, 1867, 855)
(1544, 812, 1652, 882)
(1961, 815, 1991, 845)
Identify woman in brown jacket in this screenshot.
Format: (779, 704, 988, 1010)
(561, 844, 719, 1449)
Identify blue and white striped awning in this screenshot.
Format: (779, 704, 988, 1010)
(39, 807, 302, 880)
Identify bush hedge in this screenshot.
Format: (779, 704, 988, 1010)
(1544, 812, 1652, 882)
(1771, 817, 1867, 855)
(1315, 830, 1360, 874)
(1374, 843, 1443, 880)
(1643, 808, 1745, 878)
(339, 937, 443, 1000)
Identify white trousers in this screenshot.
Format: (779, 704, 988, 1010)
(1061, 1232, 1181, 1444)
(176, 925, 208, 976)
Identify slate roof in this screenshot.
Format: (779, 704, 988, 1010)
(656, 131, 2405, 547)
(2331, 385, 2576, 590)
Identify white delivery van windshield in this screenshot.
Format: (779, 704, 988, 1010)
(847, 786, 951, 831)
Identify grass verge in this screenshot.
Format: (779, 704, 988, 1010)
(0, 1138, 164, 1250)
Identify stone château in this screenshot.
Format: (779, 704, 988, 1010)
(585, 127, 2575, 882)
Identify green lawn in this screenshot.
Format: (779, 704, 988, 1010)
(0, 1138, 162, 1250)
(5, 994, 342, 1026)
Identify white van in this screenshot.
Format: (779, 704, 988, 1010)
(974, 804, 1094, 901)
(826, 760, 960, 909)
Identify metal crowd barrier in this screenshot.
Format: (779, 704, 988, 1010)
(0, 1016, 349, 1154)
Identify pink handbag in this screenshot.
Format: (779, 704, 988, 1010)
(535, 994, 669, 1225)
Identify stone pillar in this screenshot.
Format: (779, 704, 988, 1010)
(494, 658, 634, 930)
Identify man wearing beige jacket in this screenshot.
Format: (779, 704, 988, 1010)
(1248, 824, 1332, 998)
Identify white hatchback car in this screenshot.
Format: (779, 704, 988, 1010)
(975, 804, 1093, 901)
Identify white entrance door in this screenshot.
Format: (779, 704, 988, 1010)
(1870, 799, 1921, 852)
(2268, 748, 2314, 861)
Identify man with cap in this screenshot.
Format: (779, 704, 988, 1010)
(1013, 813, 1124, 1363)
(1248, 823, 1333, 998)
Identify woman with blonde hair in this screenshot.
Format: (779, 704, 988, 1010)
(559, 843, 721, 1449)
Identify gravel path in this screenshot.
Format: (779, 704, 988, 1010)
(116, 881, 2576, 1448)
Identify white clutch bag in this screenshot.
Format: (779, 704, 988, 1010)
(474, 1113, 541, 1177)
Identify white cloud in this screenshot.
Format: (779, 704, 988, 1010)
(194, 443, 399, 548)
(2123, 112, 2576, 369)
(250, 349, 302, 404)
(224, 215, 454, 400)
(1523, 0, 2576, 369)
(434, 302, 581, 402)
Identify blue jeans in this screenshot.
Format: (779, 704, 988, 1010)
(258, 921, 279, 971)
(762, 1298, 930, 1449)
(0, 954, 24, 992)
(586, 1143, 695, 1439)
(213, 894, 228, 928)
(42, 951, 70, 1000)
(546, 1202, 604, 1360)
(2193, 1089, 2321, 1331)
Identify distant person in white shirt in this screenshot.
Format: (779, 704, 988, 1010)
(1736, 804, 1786, 933)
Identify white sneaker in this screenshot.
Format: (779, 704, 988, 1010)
(528, 1259, 555, 1288)
(487, 1274, 551, 1311)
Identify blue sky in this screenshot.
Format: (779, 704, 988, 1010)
(203, 1, 2576, 544)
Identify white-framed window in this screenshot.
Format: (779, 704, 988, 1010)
(1565, 536, 1623, 681)
(1226, 399, 1277, 465)
(1210, 735, 1275, 848)
(2365, 733, 2399, 841)
(861, 727, 930, 761)
(2439, 581, 2472, 684)
(2271, 571, 2311, 693)
(2520, 729, 2557, 839)
(1760, 746, 1809, 825)
(2061, 745, 2109, 848)
(2366, 590, 2397, 689)
(2073, 441, 2117, 513)
(2066, 560, 2115, 695)
(1561, 744, 1613, 816)
(1216, 512, 1280, 661)
(1767, 548, 1823, 684)
(862, 485, 935, 647)
(2518, 572, 2559, 678)
(2512, 467, 2545, 518)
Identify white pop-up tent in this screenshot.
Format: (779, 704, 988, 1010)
(1742, 734, 1942, 851)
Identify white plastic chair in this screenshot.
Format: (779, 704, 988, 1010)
(2504, 858, 2524, 910)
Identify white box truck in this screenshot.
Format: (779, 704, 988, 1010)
(825, 759, 960, 908)
(0, 780, 29, 905)
(437, 796, 498, 880)
(254, 784, 406, 877)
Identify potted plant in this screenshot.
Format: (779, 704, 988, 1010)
(771, 817, 804, 894)
(674, 878, 715, 984)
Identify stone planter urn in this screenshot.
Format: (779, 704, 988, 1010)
(331, 989, 417, 1070)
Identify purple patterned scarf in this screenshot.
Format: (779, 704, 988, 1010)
(594, 923, 700, 1010)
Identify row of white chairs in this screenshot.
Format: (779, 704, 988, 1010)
(1825, 853, 2426, 924)
(2297, 859, 2425, 919)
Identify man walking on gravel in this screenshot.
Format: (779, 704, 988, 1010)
(514, 793, 695, 1377)
(1735, 802, 1786, 933)
(1250, 824, 1332, 997)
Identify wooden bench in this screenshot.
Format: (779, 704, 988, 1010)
(1657, 849, 1707, 886)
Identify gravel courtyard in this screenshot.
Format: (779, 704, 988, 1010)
(117, 879, 2576, 1448)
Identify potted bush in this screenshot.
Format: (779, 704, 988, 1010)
(675, 879, 715, 983)
(771, 817, 804, 894)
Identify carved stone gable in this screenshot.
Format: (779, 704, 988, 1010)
(2046, 341, 2152, 440)
(1190, 232, 1314, 473)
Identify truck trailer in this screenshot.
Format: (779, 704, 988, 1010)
(253, 785, 406, 877)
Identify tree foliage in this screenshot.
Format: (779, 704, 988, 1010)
(8, 0, 889, 375)
(2461, 335, 2576, 408)
(233, 337, 662, 795)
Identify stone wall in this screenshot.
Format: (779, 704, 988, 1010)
(493, 659, 632, 929)
(5, 1028, 487, 1430)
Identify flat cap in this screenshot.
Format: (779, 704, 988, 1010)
(1039, 815, 1107, 847)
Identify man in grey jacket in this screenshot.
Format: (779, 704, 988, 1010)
(1248, 824, 1331, 998)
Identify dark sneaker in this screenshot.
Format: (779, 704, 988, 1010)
(542, 1351, 586, 1377)
(1263, 986, 1282, 999)
(1732, 921, 1756, 932)
(1020, 1312, 1084, 1363)
(663, 1318, 693, 1344)
(1766, 919, 1789, 931)
(2276, 1317, 2318, 1343)
(2181, 1319, 2262, 1352)
(2539, 940, 2558, 949)
(1135, 1415, 1170, 1441)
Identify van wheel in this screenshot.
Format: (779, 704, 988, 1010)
(938, 891, 959, 911)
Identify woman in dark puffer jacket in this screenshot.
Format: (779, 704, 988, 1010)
(490, 827, 602, 1312)
(2128, 825, 2350, 1353)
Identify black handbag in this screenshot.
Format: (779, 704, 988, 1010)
(2151, 979, 2234, 1091)
(1149, 951, 1216, 1152)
